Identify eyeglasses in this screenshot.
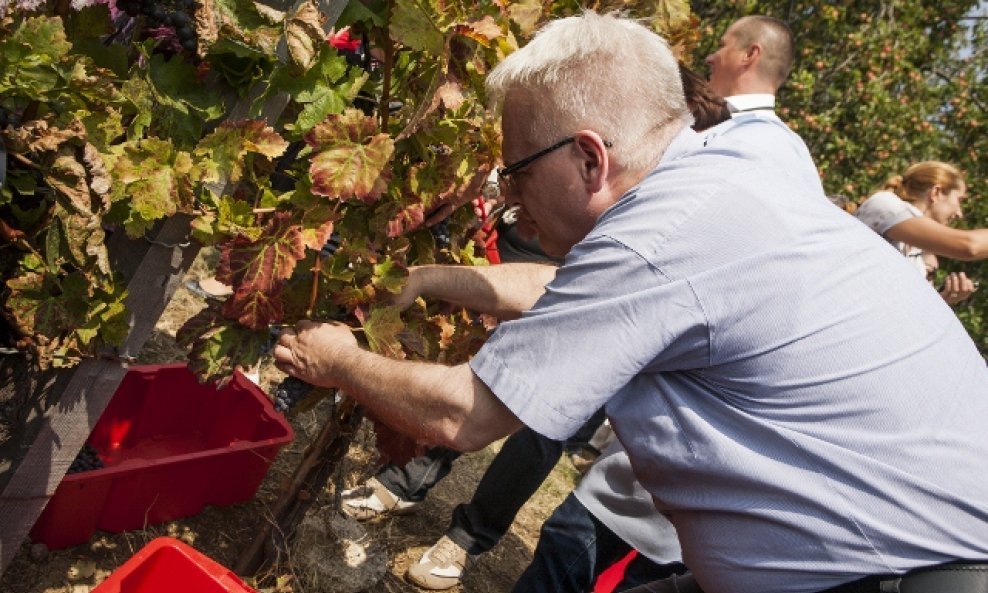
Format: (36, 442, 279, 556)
(497, 136, 613, 181)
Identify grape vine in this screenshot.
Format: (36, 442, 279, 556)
(0, 0, 695, 384)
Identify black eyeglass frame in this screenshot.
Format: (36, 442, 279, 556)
(497, 136, 613, 180)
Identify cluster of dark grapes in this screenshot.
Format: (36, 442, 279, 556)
(431, 219, 451, 250)
(67, 444, 104, 474)
(272, 376, 314, 413)
(117, 0, 198, 53)
(320, 232, 341, 259)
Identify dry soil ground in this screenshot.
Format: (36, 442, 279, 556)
(0, 250, 580, 593)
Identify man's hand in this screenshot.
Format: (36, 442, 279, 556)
(940, 271, 977, 305)
(272, 320, 359, 387)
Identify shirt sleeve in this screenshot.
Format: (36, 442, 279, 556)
(469, 234, 710, 441)
(855, 191, 920, 236)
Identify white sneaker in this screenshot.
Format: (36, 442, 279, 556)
(406, 535, 469, 590)
(340, 477, 418, 520)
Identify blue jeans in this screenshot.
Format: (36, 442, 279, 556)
(375, 409, 607, 554)
(511, 493, 687, 593)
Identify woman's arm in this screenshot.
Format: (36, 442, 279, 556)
(885, 217, 988, 261)
(395, 263, 558, 319)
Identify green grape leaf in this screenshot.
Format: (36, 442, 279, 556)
(216, 211, 306, 292)
(371, 257, 408, 295)
(390, 1, 444, 55)
(0, 16, 72, 97)
(355, 305, 405, 358)
(121, 76, 155, 139)
(306, 110, 394, 202)
(147, 53, 226, 148)
(223, 284, 285, 330)
(194, 120, 288, 185)
(186, 321, 269, 385)
(5, 269, 89, 338)
(337, 0, 386, 28)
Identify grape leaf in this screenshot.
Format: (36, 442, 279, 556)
(216, 211, 306, 292)
(223, 284, 285, 330)
(106, 138, 195, 238)
(306, 110, 394, 202)
(371, 258, 408, 296)
(0, 15, 72, 98)
(146, 53, 226, 149)
(506, 0, 543, 37)
(186, 320, 269, 385)
(194, 119, 288, 185)
(385, 202, 425, 237)
(368, 416, 427, 466)
(452, 16, 502, 46)
(390, 1, 444, 55)
(355, 305, 405, 359)
(285, 1, 324, 70)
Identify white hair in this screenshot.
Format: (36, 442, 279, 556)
(486, 11, 689, 172)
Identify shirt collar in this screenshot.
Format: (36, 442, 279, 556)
(725, 94, 776, 113)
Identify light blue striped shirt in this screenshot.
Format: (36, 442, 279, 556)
(471, 117, 988, 593)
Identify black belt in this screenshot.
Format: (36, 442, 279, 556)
(820, 561, 988, 593)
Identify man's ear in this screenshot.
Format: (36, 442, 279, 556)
(573, 132, 608, 193)
(743, 43, 762, 66)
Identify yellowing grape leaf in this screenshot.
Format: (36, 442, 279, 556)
(356, 305, 405, 359)
(107, 138, 195, 238)
(452, 16, 502, 46)
(506, 0, 542, 37)
(216, 211, 306, 292)
(285, 1, 324, 70)
(307, 110, 394, 202)
(194, 119, 288, 185)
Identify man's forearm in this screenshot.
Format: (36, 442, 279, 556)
(330, 346, 522, 451)
(408, 263, 557, 319)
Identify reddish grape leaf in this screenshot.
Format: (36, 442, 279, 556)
(222, 284, 285, 330)
(368, 415, 428, 466)
(385, 202, 425, 238)
(216, 211, 306, 293)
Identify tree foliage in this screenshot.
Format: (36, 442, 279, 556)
(691, 0, 987, 353)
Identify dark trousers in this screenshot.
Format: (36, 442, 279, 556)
(375, 409, 607, 554)
(512, 492, 687, 593)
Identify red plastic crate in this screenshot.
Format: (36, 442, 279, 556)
(30, 364, 293, 549)
(92, 537, 257, 593)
